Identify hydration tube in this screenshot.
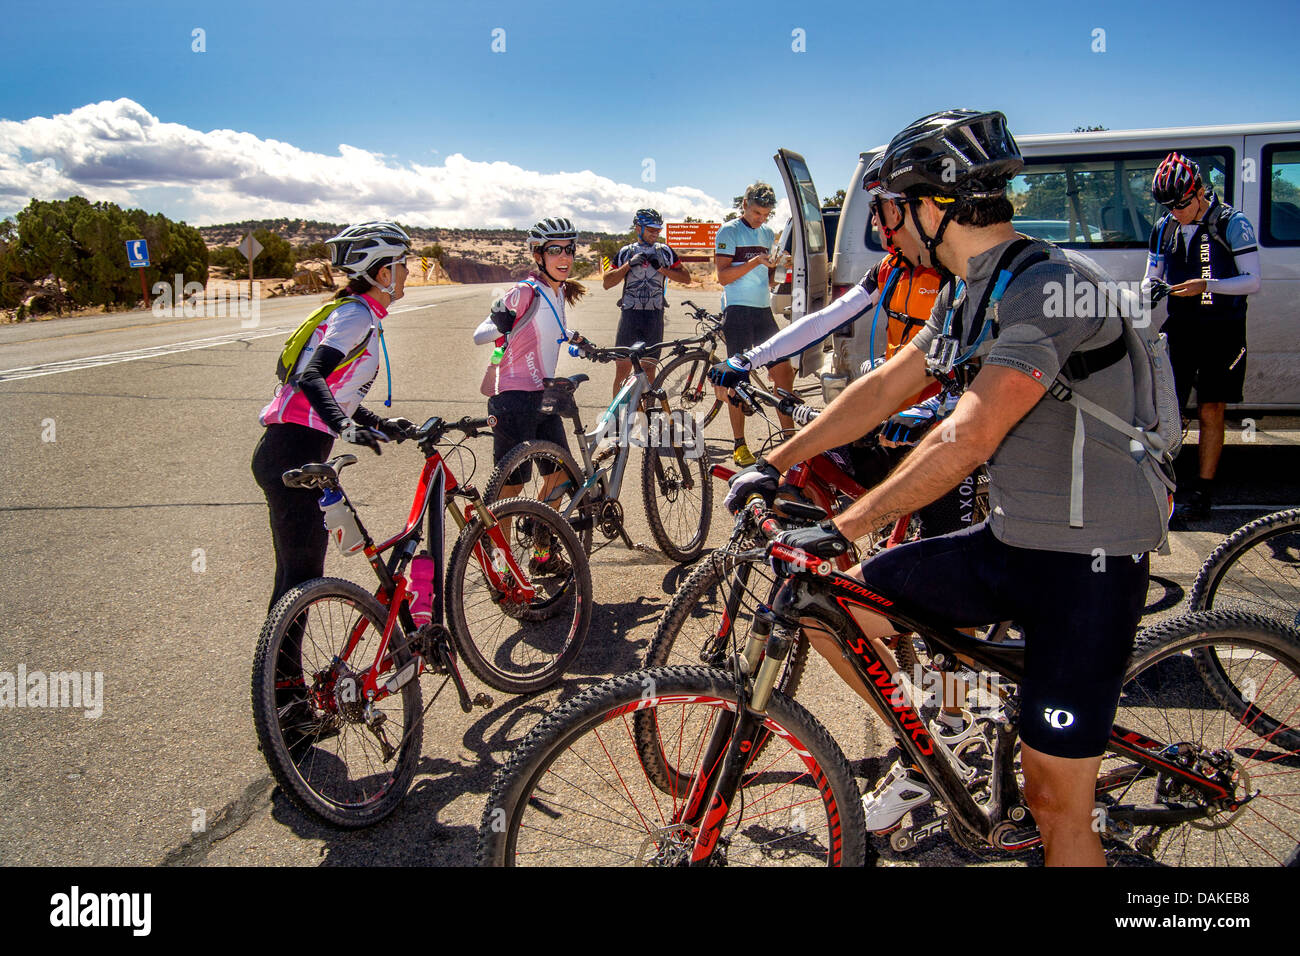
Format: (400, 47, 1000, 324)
(867, 266, 901, 368)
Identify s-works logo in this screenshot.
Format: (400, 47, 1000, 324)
(1043, 708, 1075, 729)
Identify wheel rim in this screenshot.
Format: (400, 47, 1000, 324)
(1202, 522, 1300, 629)
(1104, 633, 1300, 866)
(273, 595, 416, 813)
(505, 693, 846, 866)
(646, 449, 709, 556)
(458, 511, 585, 685)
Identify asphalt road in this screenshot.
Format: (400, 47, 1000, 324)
(0, 281, 1296, 867)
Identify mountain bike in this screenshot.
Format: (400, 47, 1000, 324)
(482, 333, 712, 563)
(251, 414, 591, 829)
(478, 499, 1300, 866)
(648, 299, 727, 431)
(647, 379, 991, 690)
(1188, 506, 1300, 745)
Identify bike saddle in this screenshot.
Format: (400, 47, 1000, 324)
(542, 374, 589, 394)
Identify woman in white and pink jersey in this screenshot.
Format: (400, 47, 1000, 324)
(252, 221, 417, 613)
(474, 217, 587, 498)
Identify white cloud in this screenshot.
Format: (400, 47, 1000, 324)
(0, 99, 732, 231)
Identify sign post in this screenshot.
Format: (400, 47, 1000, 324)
(125, 239, 151, 308)
(237, 233, 264, 301)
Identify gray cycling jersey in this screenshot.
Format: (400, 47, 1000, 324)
(911, 238, 1167, 556)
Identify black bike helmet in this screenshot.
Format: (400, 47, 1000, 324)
(879, 110, 1021, 264)
(1151, 152, 1202, 207)
(879, 109, 1023, 200)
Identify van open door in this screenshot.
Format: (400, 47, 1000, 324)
(774, 148, 829, 376)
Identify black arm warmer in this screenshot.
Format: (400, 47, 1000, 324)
(297, 344, 352, 433)
(351, 406, 384, 429)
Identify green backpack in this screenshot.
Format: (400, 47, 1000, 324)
(275, 296, 372, 385)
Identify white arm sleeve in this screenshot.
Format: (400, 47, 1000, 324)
(1206, 248, 1262, 296)
(473, 315, 500, 345)
(740, 283, 879, 369)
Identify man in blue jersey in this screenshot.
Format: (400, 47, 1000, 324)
(715, 182, 796, 466)
(1143, 153, 1261, 525)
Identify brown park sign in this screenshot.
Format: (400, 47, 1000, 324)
(666, 223, 720, 249)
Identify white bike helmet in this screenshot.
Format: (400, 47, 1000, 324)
(326, 221, 412, 294)
(527, 217, 578, 249)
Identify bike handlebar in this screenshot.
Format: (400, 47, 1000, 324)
(731, 381, 820, 426)
(281, 415, 497, 489)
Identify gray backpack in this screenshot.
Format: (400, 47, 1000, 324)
(1040, 250, 1181, 550)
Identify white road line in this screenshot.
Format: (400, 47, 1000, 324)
(0, 327, 291, 382)
(0, 299, 444, 382)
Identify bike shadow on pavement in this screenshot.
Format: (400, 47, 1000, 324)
(268, 693, 556, 866)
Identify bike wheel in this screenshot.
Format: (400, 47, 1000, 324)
(640, 415, 713, 563)
(1102, 610, 1300, 866)
(652, 349, 723, 431)
(1189, 509, 1300, 731)
(637, 551, 810, 793)
(251, 577, 423, 829)
(477, 665, 869, 866)
(446, 496, 592, 695)
(483, 439, 594, 553)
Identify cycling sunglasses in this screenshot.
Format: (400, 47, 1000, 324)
(1163, 195, 1195, 211)
(543, 242, 577, 256)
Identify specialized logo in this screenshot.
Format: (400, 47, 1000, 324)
(1043, 707, 1075, 729)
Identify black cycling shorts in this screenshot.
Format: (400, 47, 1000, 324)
(857, 521, 1149, 759)
(487, 389, 570, 483)
(722, 304, 780, 357)
(615, 308, 665, 360)
(1164, 315, 1247, 407)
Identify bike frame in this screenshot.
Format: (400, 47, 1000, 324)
(551, 345, 701, 529)
(310, 439, 535, 715)
(677, 533, 1247, 863)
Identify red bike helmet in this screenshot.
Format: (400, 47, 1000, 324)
(1152, 153, 1202, 207)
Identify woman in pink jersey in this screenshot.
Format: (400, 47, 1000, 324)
(252, 221, 417, 612)
(474, 217, 587, 498)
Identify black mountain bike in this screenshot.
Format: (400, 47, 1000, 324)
(478, 500, 1300, 866)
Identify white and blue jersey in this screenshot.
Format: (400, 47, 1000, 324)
(715, 218, 774, 309)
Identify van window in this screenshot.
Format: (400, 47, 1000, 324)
(1008, 149, 1233, 248)
(785, 153, 826, 255)
(1262, 143, 1300, 245)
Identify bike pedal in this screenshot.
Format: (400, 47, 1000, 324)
(472, 693, 494, 709)
(889, 816, 947, 852)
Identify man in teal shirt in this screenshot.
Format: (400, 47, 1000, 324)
(714, 182, 795, 465)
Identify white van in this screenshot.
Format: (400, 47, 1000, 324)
(774, 123, 1300, 410)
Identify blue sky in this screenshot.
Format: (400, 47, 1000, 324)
(1, 0, 1296, 230)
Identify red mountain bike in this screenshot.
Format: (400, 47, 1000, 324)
(251, 414, 591, 828)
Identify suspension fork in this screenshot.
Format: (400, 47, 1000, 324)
(682, 610, 794, 865)
(647, 389, 697, 490)
(452, 491, 537, 602)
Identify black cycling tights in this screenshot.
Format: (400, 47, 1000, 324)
(252, 422, 335, 612)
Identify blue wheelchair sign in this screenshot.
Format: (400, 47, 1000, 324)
(125, 239, 150, 268)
